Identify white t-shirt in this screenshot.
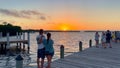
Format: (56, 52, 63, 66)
(36, 35, 45, 49)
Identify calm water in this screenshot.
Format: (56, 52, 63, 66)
(0, 32, 101, 68)
(30, 32, 98, 61)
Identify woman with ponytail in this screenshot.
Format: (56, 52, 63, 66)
(43, 33, 54, 68)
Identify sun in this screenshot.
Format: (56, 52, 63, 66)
(61, 25, 69, 31)
(63, 27, 68, 31)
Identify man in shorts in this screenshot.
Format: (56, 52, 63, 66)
(106, 30, 112, 48)
(36, 29, 46, 68)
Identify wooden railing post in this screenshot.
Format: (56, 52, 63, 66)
(79, 41, 82, 51)
(89, 39, 92, 47)
(0, 32, 2, 38)
(7, 33, 10, 54)
(16, 54, 23, 68)
(60, 45, 64, 59)
(23, 32, 25, 51)
(27, 31, 30, 54)
(16, 32, 19, 53)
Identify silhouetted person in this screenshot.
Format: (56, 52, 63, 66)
(36, 29, 46, 68)
(43, 33, 54, 68)
(106, 30, 112, 48)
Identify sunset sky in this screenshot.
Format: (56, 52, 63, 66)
(0, 0, 120, 30)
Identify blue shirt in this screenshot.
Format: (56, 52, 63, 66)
(43, 39, 54, 53)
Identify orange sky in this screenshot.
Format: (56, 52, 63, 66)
(0, 0, 120, 31)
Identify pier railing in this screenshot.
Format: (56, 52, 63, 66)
(0, 32, 30, 55)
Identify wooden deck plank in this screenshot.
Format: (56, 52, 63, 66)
(51, 42, 120, 68)
(25, 42, 120, 68)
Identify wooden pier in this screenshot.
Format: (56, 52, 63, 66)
(23, 41, 120, 68)
(0, 32, 30, 55)
(0, 39, 28, 44)
(51, 42, 120, 68)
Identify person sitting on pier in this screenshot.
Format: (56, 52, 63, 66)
(36, 29, 46, 68)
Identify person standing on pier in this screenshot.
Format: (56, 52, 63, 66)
(95, 32, 100, 47)
(101, 32, 106, 48)
(36, 29, 46, 68)
(106, 30, 112, 48)
(43, 33, 54, 68)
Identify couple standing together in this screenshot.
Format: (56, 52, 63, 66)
(36, 29, 54, 68)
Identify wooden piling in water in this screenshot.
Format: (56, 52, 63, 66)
(7, 33, 10, 54)
(23, 32, 25, 51)
(16, 32, 19, 53)
(27, 32, 30, 54)
(0, 32, 2, 38)
(19, 32, 22, 52)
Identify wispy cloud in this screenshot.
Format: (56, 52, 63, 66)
(0, 8, 48, 20)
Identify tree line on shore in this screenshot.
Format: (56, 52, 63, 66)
(0, 22, 22, 37)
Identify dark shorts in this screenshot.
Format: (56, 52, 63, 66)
(106, 39, 110, 43)
(45, 51, 54, 57)
(37, 48, 45, 59)
(116, 38, 120, 40)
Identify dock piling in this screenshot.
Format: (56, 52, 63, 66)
(89, 39, 92, 47)
(16, 54, 23, 68)
(23, 32, 25, 51)
(60, 45, 64, 59)
(79, 41, 82, 51)
(7, 33, 10, 53)
(0, 32, 2, 38)
(27, 32, 30, 54)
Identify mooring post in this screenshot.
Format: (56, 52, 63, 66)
(60, 45, 64, 59)
(16, 32, 19, 53)
(27, 31, 30, 54)
(0, 44, 3, 54)
(7, 33, 10, 54)
(79, 41, 82, 51)
(16, 54, 23, 68)
(19, 32, 21, 52)
(89, 39, 92, 47)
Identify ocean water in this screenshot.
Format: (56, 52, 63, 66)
(0, 31, 101, 68)
(30, 32, 98, 60)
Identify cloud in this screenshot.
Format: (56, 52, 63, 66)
(40, 16, 46, 20)
(0, 8, 48, 20)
